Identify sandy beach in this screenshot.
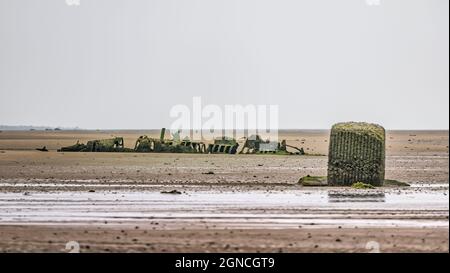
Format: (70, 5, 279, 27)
(0, 130, 448, 253)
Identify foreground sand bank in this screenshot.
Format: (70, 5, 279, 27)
(0, 130, 447, 252)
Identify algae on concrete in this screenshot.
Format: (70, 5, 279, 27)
(327, 122, 386, 186)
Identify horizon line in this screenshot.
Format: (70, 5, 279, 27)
(0, 125, 448, 131)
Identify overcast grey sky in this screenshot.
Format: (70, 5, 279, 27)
(0, 0, 448, 129)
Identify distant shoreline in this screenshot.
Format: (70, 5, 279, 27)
(0, 126, 448, 132)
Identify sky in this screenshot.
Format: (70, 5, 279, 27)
(0, 0, 448, 130)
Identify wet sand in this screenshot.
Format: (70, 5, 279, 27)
(1, 226, 447, 253)
(0, 130, 448, 252)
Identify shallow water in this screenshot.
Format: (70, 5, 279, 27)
(0, 187, 447, 229)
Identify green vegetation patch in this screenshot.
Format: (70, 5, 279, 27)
(298, 175, 328, 186)
(351, 182, 376, 189)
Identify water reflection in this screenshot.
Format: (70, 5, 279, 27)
(328, 191, 386, 203)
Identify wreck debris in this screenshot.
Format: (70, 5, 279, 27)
(164, 128, 196, 153)
(327, 122, 386, 186)
(58, 138, 132, 152)
(58, 128, 210, 153)
(240, 135, 305, 155)
(134, 135, 155, 152)
(207, 137, 239, 154)
(36, 146, 48, 152)
(57, 128, 305, 156)
(135, 128, 207, 153)
(161, 189, 182, 194)
(240, 135, 262, 154)
(85, 137, 127, 152)
(57, 140, 86, 152)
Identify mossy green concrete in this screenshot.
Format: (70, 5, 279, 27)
(327, 122, 386, 186)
